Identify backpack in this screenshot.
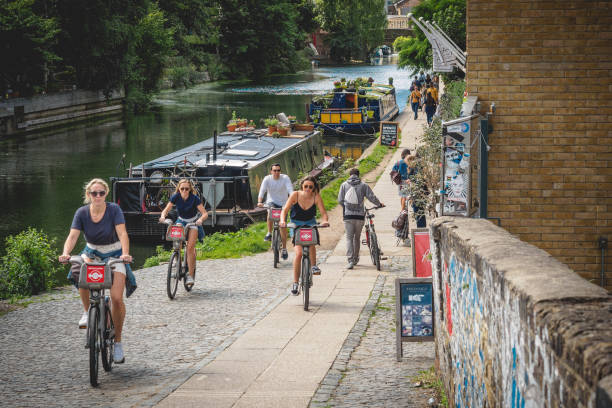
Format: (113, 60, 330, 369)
(390, 161, 402, 185)
(345, 185, 359, 205)
(392, 210, 410, 240)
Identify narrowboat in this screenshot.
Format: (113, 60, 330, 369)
(110, 127, 326, 238)
(308, 78, 399, 136)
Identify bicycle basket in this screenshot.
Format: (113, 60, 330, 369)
(269, 208, 282, 221)
(294, 227, 319, 246)
(78, 262, 113, 290)
(166, 224, 186, 241)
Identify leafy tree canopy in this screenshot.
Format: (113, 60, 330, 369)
(394, 0, 465, 78)
(0, 0, 60, 95)
(316, 0, 386, 62)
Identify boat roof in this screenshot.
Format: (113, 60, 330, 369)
(138, 129, 318, 170)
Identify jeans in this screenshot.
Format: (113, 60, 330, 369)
(344, 219, 365, 264)
(412, 203, 426, 228)
(411, 102, 419, 119)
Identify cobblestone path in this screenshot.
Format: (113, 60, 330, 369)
(311, 256, 436, 407)
(0, 252, 321, 408)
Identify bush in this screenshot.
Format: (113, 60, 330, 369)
(0, 228, 60, 299)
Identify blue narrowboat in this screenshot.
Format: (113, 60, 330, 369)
(308, 79, 399, 135)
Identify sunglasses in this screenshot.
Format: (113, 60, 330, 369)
(303, 184, 315, 190)
(180, 187, 190, 192)
(272, 169, 281, 172)
(90, 190, 106, 197)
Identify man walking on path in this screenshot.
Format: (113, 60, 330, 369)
(338, 168, 384, 269)
(410, 87, 421, 120)
(258, 163, 293, 259)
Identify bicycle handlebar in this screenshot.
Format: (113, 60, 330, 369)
(160, 219, 198, 228)
(365, 205, 385, 211)
(61, 256, 132, 267)
(286, 223, 329, 229)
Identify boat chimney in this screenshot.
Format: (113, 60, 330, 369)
(206, 153, 210, 163)
(213, 130, 217, 162)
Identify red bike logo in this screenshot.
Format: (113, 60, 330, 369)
(86, 265, 105, 283)
(170, 226, 184, 239)
(299, 229, 313, 242)
(270, 209, 281, 220)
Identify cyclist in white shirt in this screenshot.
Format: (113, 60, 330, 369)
(257, 163, 293, 260)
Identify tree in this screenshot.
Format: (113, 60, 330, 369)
(0, 0, 60, 95)
(394, 0, 465, 78)
(316, 0, 386, 62)
(218, 0, 315, 79)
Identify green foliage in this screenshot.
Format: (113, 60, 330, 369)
(218, 0, 316, 80)
(316, 0, 386, 62)
(0, 228, 60, 299)
(394, 0, 465, 78)
(0, 0, 60, 95)
(411, 80, 465, 219)
(143, 222, 270, 267)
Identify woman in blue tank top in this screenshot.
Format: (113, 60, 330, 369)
(280, 176, 329, 296)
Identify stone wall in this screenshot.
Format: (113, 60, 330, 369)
(430, 217, 612, 407)
(465, 0, 612, 288)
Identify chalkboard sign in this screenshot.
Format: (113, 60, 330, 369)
(380, 121, 399, 146)
(395, 278, 434, 361)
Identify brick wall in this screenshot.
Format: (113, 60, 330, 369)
(431, 217, 612, 408)
(465, 0, 612, 289)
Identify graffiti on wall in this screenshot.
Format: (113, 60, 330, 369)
(436, 249, 565, 408)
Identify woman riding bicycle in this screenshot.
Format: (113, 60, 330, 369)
(159, 179, 208, 288)
(280, 176, 329, 296)
(58, 178, 134, 364)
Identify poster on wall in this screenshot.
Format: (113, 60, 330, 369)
(395, 278, 434, 361)
(411, 229, 432, 278)
(441, 118, 472, 216)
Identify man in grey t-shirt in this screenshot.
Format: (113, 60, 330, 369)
(257, 163, 293, 259)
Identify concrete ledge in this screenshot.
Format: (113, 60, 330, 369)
(430, 216, 612, 407)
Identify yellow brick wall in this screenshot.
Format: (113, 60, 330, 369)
(466, 0, 612, 289)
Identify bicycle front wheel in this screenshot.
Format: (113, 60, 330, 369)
(88, 305, 100, 387)
(101, 297, 114, 372)
(370, 233, 381, 271)
(272, 229, 280, 268)
(301, 256, 310, 311)
(167, 251, 180, 299)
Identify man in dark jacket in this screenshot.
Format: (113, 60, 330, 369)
(337, 168, 384, 269)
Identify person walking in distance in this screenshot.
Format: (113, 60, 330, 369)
(258, 163, 293, 260)
(392, 149, 412, 210)
(338, 168, 384, 269)
(410, 87, 421, 120)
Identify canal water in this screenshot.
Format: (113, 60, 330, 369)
(0, 61, 413, 269)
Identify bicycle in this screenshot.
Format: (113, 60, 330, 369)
(288, 223, 327, 311)
(263, 205, 283, 268)
(63, 256, 127, 387)
(362, 206, 384, 271)
(162, 219, 197, 299)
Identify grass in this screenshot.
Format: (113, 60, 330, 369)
(411, 366, 448, 407)
(143, 222, 269, 267)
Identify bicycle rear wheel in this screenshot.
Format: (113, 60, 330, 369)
(167, 251, 180, 299)
(371, 233, 381, 271)
(101, 297, 114, 372)
(88, 305, 100, 387)
(183, 248, 195, 292)
(301, 256, 310, 311)
(272, 229, 280, 268)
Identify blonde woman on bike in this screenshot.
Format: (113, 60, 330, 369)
(159, 179, 208, 288)
(58, 178, 134, 364)
(280, 176, 329, 295)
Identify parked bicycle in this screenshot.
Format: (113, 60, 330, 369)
(162, 219, 197, 299)
(362, 206, 384, 271)
(288, 223, 327, 311)
(263, 205, 283, 268)
(62, 256, 129, 387)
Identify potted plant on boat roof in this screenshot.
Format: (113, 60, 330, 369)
(264, 118, 279, 134)
(227, 111, 239, 132)
(277, 123, 290, 136)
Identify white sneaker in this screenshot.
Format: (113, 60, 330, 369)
(78, 312, 88, 329)
(114, 342, 125, 363)
(185, 274, 195, 287)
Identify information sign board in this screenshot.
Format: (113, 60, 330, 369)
(395, 278, 434, 361)
(380, 121, 399, 146)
